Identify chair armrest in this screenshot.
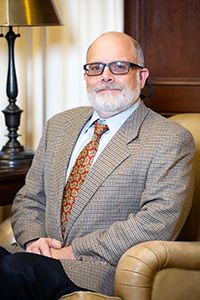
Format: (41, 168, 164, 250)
(59, 291, 121, 300)
(114, 241, 200, 300)
(0, 217, 15, 245)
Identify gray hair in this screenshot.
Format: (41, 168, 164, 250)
(130, 37, 145, 67)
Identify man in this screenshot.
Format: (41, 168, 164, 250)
(0, 32, 195, 299)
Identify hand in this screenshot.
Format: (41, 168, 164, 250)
(26, 237, 62, 257)
(51, 245, 76, 260)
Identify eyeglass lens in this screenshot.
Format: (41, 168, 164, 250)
(85, 61, 131, 76)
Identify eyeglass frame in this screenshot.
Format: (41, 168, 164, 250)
(83, 61, 143, 76)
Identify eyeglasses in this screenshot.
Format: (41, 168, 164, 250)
(83, 61, 143, 76)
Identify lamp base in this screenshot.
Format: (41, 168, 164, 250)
(0, 150, 34, 169)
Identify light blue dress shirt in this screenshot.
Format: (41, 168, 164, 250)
(66, 100, 140, 180)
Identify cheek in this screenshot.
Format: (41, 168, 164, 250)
(117, 72, 138, 90)
(85, 77, 99, 90)
(120, 78, 136, 90)
(127, 73, 141, 89)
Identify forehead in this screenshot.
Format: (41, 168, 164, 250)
(87, 34, 137, 63)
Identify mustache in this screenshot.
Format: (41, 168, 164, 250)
(89, 83, 124, 93)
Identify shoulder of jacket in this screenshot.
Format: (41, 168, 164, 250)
(144, 108, 194, 142)
(47, 106, 93, 123)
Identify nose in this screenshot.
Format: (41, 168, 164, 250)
(100, 65, 115, 82)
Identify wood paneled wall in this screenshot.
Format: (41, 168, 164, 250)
(124, 0, 200, 116)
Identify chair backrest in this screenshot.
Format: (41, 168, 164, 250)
(170, 114, 200, 241)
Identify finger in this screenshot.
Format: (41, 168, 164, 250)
(50, 239, 62, 249)
(39, 240, 52, 257)
(26, 245, 41, 255)
(26, 238, 52, 257)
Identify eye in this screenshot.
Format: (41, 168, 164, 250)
(113, 62, 127, 71)
(110, 62, 130, 74)
(90, 64, 101, 71)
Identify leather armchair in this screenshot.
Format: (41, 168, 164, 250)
(0, 113, 199, 300)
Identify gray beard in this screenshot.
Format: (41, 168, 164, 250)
(87, 82, 141, 118)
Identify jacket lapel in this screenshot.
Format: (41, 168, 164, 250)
(65, 103, 149, 235)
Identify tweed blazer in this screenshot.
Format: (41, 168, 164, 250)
(8, 102, 195, 295)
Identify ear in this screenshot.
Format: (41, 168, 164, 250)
(139, 68, 149, 89)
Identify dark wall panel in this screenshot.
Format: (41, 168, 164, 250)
(124, 0, 200, 115)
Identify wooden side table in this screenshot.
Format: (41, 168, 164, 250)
(0, 166, 30, 206)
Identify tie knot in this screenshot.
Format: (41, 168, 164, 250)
(93, 121, 109, 139)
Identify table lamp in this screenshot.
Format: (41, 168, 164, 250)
(0, 0, 61, 168)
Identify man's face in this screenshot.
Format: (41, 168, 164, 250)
(84, 33, 149, 118)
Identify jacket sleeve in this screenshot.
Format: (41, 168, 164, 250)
(11, 122, 49, 248)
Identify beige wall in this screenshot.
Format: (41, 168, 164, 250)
(0, 0, 124, 222)
(0, 0, 123, 151)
